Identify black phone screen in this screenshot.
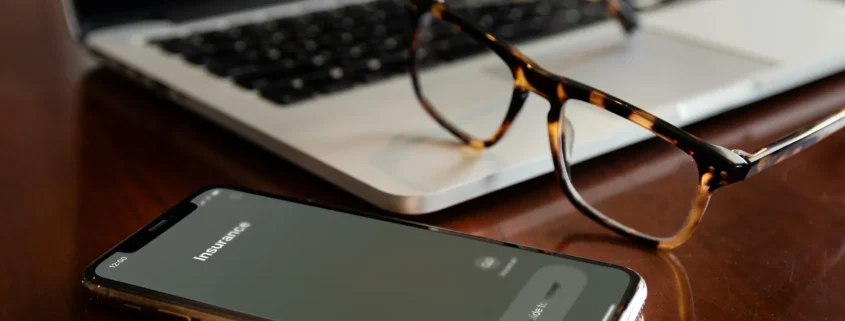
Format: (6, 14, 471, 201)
(93, 188, 638, 321)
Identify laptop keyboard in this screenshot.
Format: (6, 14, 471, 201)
(150, 0, 676, 106)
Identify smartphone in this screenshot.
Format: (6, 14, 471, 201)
(83, 187, 646, 321)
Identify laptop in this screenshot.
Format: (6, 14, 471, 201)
(64, 0, 845, 214)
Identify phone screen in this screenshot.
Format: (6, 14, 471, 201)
(93, 188, 638, 321)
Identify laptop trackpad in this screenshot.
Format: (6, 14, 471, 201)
(525, 29, 774, 108)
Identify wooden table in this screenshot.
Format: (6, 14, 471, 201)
(3, 2, 845, 320)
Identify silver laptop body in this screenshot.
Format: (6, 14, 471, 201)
(65, 0, 845, 214)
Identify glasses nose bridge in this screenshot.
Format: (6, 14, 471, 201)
(514, 64, 565, 105)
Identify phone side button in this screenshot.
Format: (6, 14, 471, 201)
(158, 309, 191, 320)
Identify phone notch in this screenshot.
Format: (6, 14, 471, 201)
(118, 201, 197, 253)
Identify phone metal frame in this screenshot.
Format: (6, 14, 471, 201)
(82, 185, 647, 321)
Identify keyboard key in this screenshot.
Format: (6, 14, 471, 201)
(343, 57, 390, 82)
(346, 43, 372, 59)
(257, 76, 323, 104)
(233, 65, 298, 89)
(307, 66, 346, 83)
(207, 54, 286, 77)
(377, 51, 409, 73)
(206, 55, 256, 76)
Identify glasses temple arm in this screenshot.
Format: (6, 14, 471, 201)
(741, 106, 845, 178)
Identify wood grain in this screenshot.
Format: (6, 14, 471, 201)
(2, 1, 845, 320)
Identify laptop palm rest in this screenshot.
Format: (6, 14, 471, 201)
(527, 30, 775, 109)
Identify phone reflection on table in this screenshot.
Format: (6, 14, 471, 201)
(555, 234, 695, 321)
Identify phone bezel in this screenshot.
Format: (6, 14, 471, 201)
(83, 185, 644, 321)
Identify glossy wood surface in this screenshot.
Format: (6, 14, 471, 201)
(3, 2, 845, 320)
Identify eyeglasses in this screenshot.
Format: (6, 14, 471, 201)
(406, 0, 845, 249)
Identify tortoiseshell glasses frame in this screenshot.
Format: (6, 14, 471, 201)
(406, 0, 845, 249)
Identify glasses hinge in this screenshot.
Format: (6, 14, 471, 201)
(730, 149, 751, 159)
